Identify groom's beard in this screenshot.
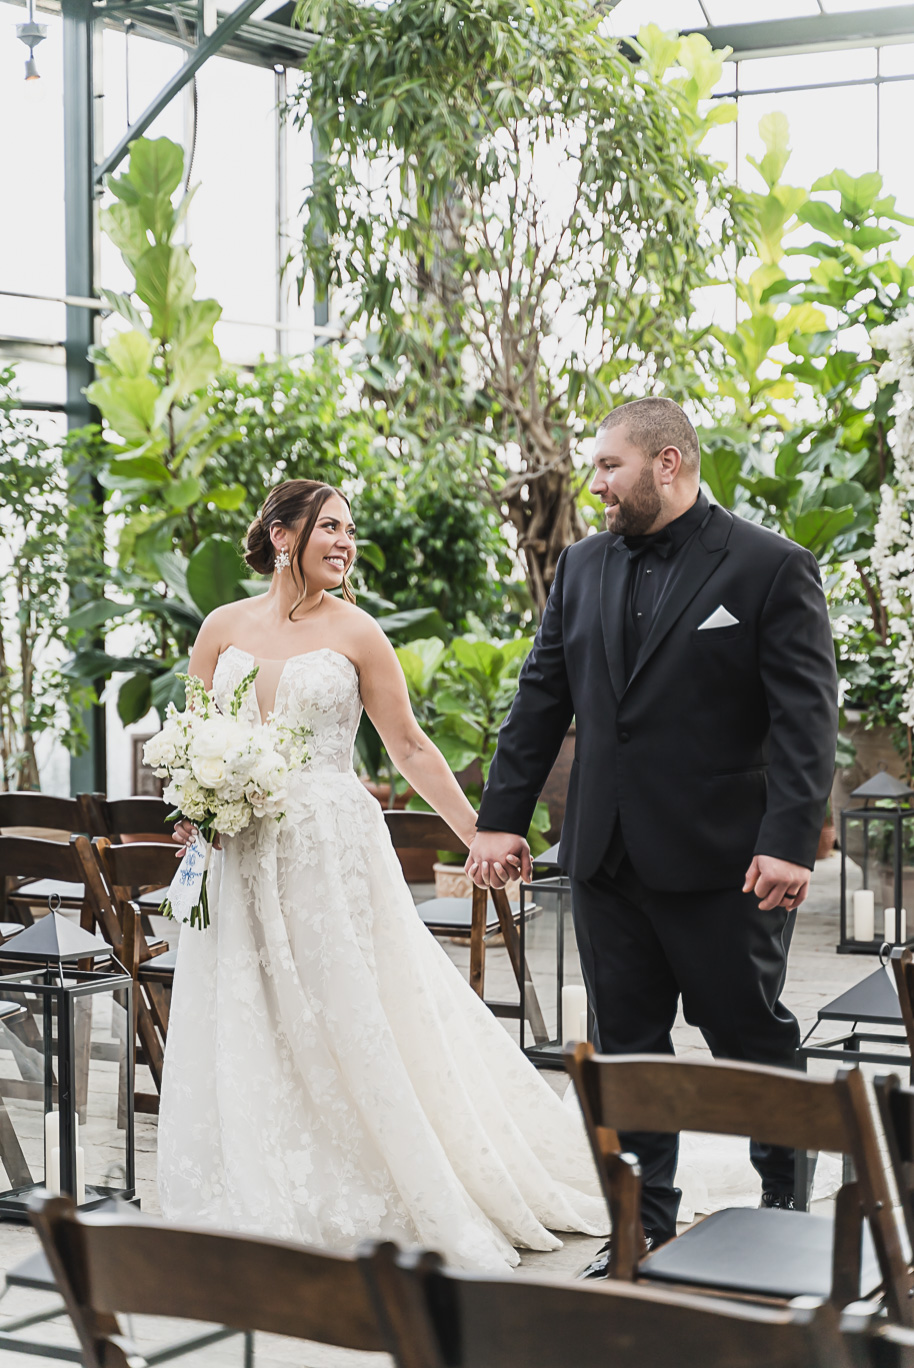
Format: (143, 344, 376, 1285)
(605, 462, 662, 537)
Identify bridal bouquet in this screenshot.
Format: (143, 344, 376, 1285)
(143, 669, 311, 929)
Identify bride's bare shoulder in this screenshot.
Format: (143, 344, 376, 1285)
(326, 598, 391, 654)
(196, 599, 261, 652)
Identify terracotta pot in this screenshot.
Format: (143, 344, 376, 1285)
(816, 822, 836, 861)
(360, 779, 436, 882)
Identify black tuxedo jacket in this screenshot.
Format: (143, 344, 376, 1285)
(477, 503, 838, 891)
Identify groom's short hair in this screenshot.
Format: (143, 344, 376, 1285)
(599, 398, 700, 475)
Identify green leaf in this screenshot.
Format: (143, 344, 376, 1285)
(151, 664, 189, 714)
(63, 600, 135, 631)
(207, 483, 247, 511)
(356, 538, 386, 572)
(747, 112, 791, 190)
(117, 671, 153, 725)
(100, 201, 152, 268)
(126, 137, 184, 203)
(791, 506, 856, 554)
(85, 375, 160, 443)
(184, 535, 245, 616)
(152, 550, 193, 606)
(133, 244, 196, 339)
(107, 329, 155, 379)
(701, 446, 741, 509)
(164, 474, 202, 509)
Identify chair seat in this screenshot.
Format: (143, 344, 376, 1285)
(9, 877, 84, 905)
(415, 896, 519, 935)
(639, 1206, 881, 1301)
(817, 967, 902, 1025)
(0, 1000, 24, 1021)
(0, 922, 24, 939)
(139, 945, 178, 976)
(136, 886, 170, 907)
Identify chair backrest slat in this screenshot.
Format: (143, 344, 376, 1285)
(82, 795, 174, 841)
(31, 1197, 385, 1362)
(383, 810, 467, 853)
(365, 1244, 855, 1368)
(99, 840, 179, 893)
(0, 792, 85, 835)
(573, 1051, 849, 1154)
(0, 834, 84, 885)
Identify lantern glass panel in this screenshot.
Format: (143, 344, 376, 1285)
(0, 966, 134, 1214)
(520, 874, 586, 1065)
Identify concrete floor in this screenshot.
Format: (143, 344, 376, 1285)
(0, 848, 902, 1366)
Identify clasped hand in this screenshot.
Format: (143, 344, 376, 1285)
(172, 820, 222, 856)
(465, 833, 532, 889)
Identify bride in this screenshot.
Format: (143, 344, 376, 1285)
(158, 477, 608, 1271)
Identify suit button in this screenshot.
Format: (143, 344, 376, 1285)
(619, 729, 631, 743)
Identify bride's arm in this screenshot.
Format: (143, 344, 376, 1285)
(357, 624, 478, 851)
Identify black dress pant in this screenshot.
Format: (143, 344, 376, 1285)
(571, 841, 800, 1236)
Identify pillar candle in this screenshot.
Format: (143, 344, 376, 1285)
(853, 889, 875, 941)
(578, 1008, 589, 1042)
(44, 1112, 60, 1194)
(884, 907, 908, 943)
(562, 985, 588, 1042)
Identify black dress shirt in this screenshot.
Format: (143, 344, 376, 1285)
(617, 490, 710, 680)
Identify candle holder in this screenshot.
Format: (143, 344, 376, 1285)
(838, 771, 914, 956)
(519, 846, 591, 1068)
(0, 911, 135, 1219)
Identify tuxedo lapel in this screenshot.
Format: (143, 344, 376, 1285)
(627, 511, 731, 690)
(600, 540, 629, 701)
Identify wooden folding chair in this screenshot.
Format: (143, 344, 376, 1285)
(72, 837, 175, 1115)
(30, 1194, 386, 1368)
(0, 794, 90, 922)
(383, 811, 547, 1046)
(565, 1044, 914, 1324)
(363, 1241, 858, 1368)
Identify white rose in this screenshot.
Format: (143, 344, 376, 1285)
(191, 755, 227, 789)
(190, 718, 233, 760)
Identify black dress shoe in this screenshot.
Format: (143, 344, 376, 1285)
(760, 1190, 796, 1211)
(576, 1228, 675, 1280)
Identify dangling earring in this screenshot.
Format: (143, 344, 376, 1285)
(275, 549, 291, 571)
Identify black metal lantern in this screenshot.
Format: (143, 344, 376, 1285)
(839, 771, 914, 955)
(519, 846, 592, 1067)
(0, 912, 135, 1218)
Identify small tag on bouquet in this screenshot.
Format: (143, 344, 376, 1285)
(160, 834, 214, 929)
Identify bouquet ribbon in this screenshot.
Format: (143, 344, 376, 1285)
(160, 830, 216, 930)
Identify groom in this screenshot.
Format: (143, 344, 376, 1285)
(467, 397, 838, 1270)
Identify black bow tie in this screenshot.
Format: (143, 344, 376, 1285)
(622, 526, 674, 560)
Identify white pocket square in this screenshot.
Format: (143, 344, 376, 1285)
(697, 605, 739, 630)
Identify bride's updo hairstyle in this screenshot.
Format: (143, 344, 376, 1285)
(244, 479, 357, 618)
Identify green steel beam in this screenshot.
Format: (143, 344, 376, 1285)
(94, 0, 266, 183)
(62, 0, 107, 794)
(686, 6, 914, 56)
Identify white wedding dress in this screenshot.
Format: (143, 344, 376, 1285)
(157, 646, 608, 1270)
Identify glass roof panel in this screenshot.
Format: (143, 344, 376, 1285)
(879, 41, 914, 73)
(822, 0, 914, 10)
(702, 1, 820, 22)
(738, 46, 877, 89)
(604, 0, 707, 34)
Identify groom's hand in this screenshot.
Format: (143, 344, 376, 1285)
(743, 854, 811, 912)
(466, 832, 532, 889)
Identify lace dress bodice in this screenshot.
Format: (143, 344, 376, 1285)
(213, 645, 362, 775)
